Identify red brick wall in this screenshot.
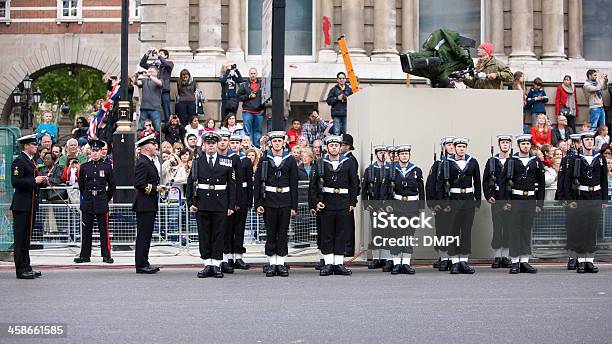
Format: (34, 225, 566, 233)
(0, 23, 139, 34)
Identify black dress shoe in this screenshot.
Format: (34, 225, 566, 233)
(438, 260, 450, 272)
(266, 265, 277, 277)
(228, 258, 234, 268)
(234, 259, 251, 270)
(136, 266, 159, 274)
(509, 263, 520, 274)
(585, 262, 599, 273)
(401, 264, 416, 275)
(319, 264, 334, 276)
(263, 263, 269, 273)
(333, 265, 352, 276)
(391, 264, 401, 275)
(501, 257, 513, 268)
(382, 260, 394, 272)
(277, 264, 289, 277)
(315, 259, 325, 270)
(74, 257, 91, 263)
(491, 257, 502, 268)
(368, 259, 382, 269)
(16, 271, 35, 279)
(221, 261, 234, 273)
(197, 266, 212, 278)
(519, 262, 537, 273)
(433, 258, 441, 269)
(576, 262, 586, 274)
(31, 270, 42, 277)
(212, 266, 224, 278)
(567, 258, 578, 270)
(459, 262, 475, 274)
(103, 257, 114, 264)
(148, 265, 161, 272)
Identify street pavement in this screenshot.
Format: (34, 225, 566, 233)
(1, 265, 611, 343)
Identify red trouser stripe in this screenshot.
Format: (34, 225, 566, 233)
(106, 212, 111, 254)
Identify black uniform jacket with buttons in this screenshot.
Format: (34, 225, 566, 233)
(482, 154, 507, 200)
(361, 162, 389, 200)
(78, 159, 116, 214)
(562, 152, 608, 201)
(425, 159, 442, 208)
(498, 153, 545, 205)
(132, 155, 160, 212)
(226, 151, 244, 207)
(435, 154, 482, 202)
(345, 151, 360, 197)
(186, 154, 236, 212)
(253, 151, 299, 210)
(10, 152, 41, 212)
(384, 162, 425, 209)
(309, 154, 359, 211)
(237, 154, 254, 207)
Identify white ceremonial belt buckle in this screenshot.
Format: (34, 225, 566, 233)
(450, 187, 473, 194)
(198, 184, 227, 190)
(578, 185, 601, 192)
(323, 187, 349, 194)
(394, 194, 418, 201)
(512, 189, 534, 196)
(265, 186, 290, 193)
(242, 182, 248, 187)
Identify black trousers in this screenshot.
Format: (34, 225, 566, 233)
(508, 201, 536, 257)
(80, 212, 111, 259)
(315, 213, 322, 249)
(197, 211, 227, 260)
(175, 100, 196, 126)
(491, 203, 511, 250)
(12, 210, 34, 275)
(345, 211, 356, 257)
(434, 209, 452, 251)
(264, 207, 290, 257)
(224, 208, 248, 254)
(135, 211, 156, 268)
(567, 204, 601, 254)
(319, 209, 350, 255)
(448, 204, 476, 256)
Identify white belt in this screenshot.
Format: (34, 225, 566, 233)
(450, 187, 473, 194)
(393, 194, 419, 201)
(578, 185, 601, 192)
(265, 186, 290, 193)
(512, 189, 535, 196)
(241, 182, 248, 187)
(197, 183, 227, 190)
(323, 187, 349, 194)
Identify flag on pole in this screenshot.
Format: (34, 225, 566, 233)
(88, 83, 121, 139)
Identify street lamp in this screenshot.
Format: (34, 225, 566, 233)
(12, 88, 21, 104)
(12, 74, 42, 130)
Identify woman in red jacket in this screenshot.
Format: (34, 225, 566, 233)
(530, 113, 552, 148)
(555, 74, 579, 131)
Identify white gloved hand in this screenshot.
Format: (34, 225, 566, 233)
(477, 72, 487, 79)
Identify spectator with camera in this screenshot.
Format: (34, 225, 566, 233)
(137, 66, 163, 133)
(326, 72, 353, 135)
(162, 114, 186, 146)
(139, 119, 160, 142)
(463, 42, 512, 90)
(176, 69, 197, 126)
(238, 67, 264, 147)
(551, 115, 575, 147)
(555, 75, 578, 131)
(219, 64, 243, 117)
(287, 119, 302, 149)
(527, 77, 549, 125)
(140, 48, 174, 123)
(584, 69, 609, 130)
(60, 157, 81, 204)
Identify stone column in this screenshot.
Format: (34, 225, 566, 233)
(509, 0, 536, 60)
(226, 0, 244, 60)
(317, 0, 336, 61)
(401, 0, 418, 53)
(197, 0, 224, 56)
(541, 0, 566, 60)
(489, 0, 505, 56)
(341, 0, 367, 59)
(165, 0, 192, 58)
(568, 0, 583, 59)
(371, 0, 398, 60)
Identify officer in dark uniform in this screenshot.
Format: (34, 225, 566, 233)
(482, 135, 513, 269)
(74, 139, 116, 264)
(11, 134, 46, 279)
(187, 131, 236, 278)
(362, 144, 389, 269)
(217, 129, 243, 273)
(558, 133, 582, 270)
(498, 134, 544, 274)
(379, 144, 399, 272)
(227, 134, 253, 270)
(133, 134, 163, 274)
(426, 136, 454, 271)
(309, 135, 359, 276)
(254, 131, 298, 277)
(341, 133, 359, 258)
(436, 137, 481, 274)
(384, 144, 424, 275)
(563, 131, 608, 274)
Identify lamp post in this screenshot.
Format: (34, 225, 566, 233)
(12, 74, 42, 130)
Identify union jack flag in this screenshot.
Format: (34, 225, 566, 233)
(87, 83, 121, 139)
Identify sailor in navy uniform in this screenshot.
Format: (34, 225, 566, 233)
(436, 137, 481, 274)
(558, 133, 583, 270)
(384, 144, 424, 275)
(217, 129, 243, 273)
(426, 136, 455, 271)
(498, 134, 545, 274)
(11, 134, 47, 279)
(563, 131, 608, 274)
(362, 144, 390, 269)
(75, 139, 116, 264)
(254, 131, 299, 277)
(309, 135, 359, 276)
(227, 134, 253, 270)
(482, 135, 513, 269)
(341, 133, 359, 258)
(187, 131, 237, 278)
(133, 135, 163, 274)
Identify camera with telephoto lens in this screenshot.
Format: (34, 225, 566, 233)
(231, 64, 237, 69)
